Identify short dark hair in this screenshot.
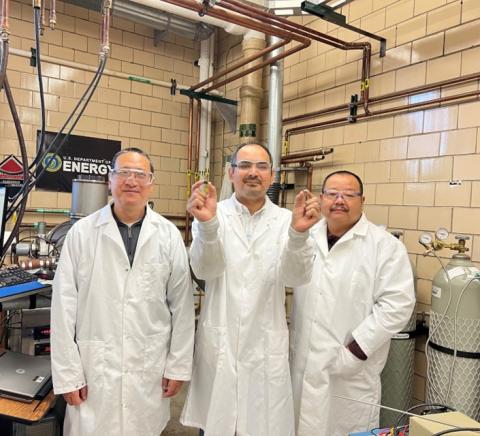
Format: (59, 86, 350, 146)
(111, 147, 154, 173)
(322, 170, 363, 195)
(230, 142, 273, 166)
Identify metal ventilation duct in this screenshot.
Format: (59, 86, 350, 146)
(61, 0, 214, 40)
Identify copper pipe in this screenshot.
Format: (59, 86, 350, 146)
(281, 148, 334, 160)
(203, 42, 306, 93)
(218, 0, 371, 112)
(285, 89, 480, 140)
(282, 155, 325, 164)
(221, 0, 359, 50)
(49, 0, 56, 29)
(190, 39, 288, 91)
(306, 165, 313, 192)
(161, 0, 311, 94)
(1, 0, 9, 33)
(162, 0, 307, 41)
(100, 1, 111, 56)
(40, 0, 45, 34)
(284, 71, 480, 124)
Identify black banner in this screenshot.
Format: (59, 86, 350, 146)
(35, 131, 121, 192)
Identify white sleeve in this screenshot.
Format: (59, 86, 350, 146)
(50, 227, 87, 394)
(280, 226, 315, 288)
(352, 241, 415, 357)
(163, 228, 195, 381)
(189, 215, 226, 281)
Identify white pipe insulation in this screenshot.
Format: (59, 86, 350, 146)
(127, 0, 249, 35)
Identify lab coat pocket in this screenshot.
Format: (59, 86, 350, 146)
(265, 329, 294, 435)
(197, 325, 226, 361)
(349, 271, 372, 316)
(331, 346, 364, 377)
(77, 340, 105, 386)
(141, 263, 170, 302)
(265, 329, 289, 380)
(143, 332, 169, 375)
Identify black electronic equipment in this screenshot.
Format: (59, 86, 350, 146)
(0, 265, 46, 302)
(0, 265, 38, 288)
(0, 185, 7, 253)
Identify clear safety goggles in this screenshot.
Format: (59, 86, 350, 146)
(111, 168, 154, 185)
(231, 160, 272, 172)
(322, 189, 362, 201)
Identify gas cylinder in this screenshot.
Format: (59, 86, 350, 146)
(422, 234, 480, 420)
(380, 231, 416, 427)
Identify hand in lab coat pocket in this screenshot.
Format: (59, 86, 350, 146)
(331, 346, 364, 377)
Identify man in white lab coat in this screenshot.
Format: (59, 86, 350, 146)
(180, 143, 321, 436)
(51, 148, 195, 436)
(290, 170, 415, 436)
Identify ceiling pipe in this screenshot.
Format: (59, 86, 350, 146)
(283, 71, 480, 125)
(128, 0, 249, 34)
(284, 89, 480, 143)
(266, 34, 284, 205)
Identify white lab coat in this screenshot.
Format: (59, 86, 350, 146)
(290, 214, 415, 436)
(181, 195, 314, 436)
(51, 205, 195, 436)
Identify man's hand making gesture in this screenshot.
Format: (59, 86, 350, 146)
(187, 180, 217, 222)
(291, 189, 321, 233)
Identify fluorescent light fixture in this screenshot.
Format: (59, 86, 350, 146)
(329, 0, 347, 7)
(273, 8, 294, 15)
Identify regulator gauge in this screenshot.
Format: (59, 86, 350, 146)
(435, 228, 449, 241)
(419, 233, 433, 245)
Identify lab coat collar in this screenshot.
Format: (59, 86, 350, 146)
(314, 213, 368, 255)
(95, 203, 162, 266)
(224, 194, 276, 247)
(229, 193, 270, 217)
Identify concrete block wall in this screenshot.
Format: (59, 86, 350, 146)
(285, 0, 480, 402)
(0, 0, 200, 221)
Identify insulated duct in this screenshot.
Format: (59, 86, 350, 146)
(238, 31, 266, 141)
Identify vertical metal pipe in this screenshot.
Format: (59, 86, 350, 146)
(195, 99, 202, 172)
(185, 98, 194, 244)
(49, 0, 56, 29)
(198, 34, 214, 174)
(0, 0, 9, 32)
(306, 165, 313, 192)
(266, 35, 284, 205)
(239, 31, 266, 141)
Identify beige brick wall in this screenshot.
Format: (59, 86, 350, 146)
(212, 0, 480, 404)
(288, 0, 480, 404)
(1, 0, 199, 221)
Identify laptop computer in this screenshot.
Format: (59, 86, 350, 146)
(0, 351, 52, 403)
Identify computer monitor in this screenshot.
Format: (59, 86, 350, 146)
(0, 185, 7, 252)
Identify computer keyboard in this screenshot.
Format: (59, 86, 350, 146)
(0, 265, 38, 288)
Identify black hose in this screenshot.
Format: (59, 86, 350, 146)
(7, 55, 108, 219)
(267, 182, 281, 205)
(0, 76, 29, 265)
(0, 39, 8, 91)
(30, 5, 46, 170)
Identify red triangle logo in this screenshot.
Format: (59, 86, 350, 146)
(0, 155, 25, 179)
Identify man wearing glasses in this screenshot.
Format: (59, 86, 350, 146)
(51, 148, 194, 436)
(290, 170, 415, 436)
(181, 143, 321, 436)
